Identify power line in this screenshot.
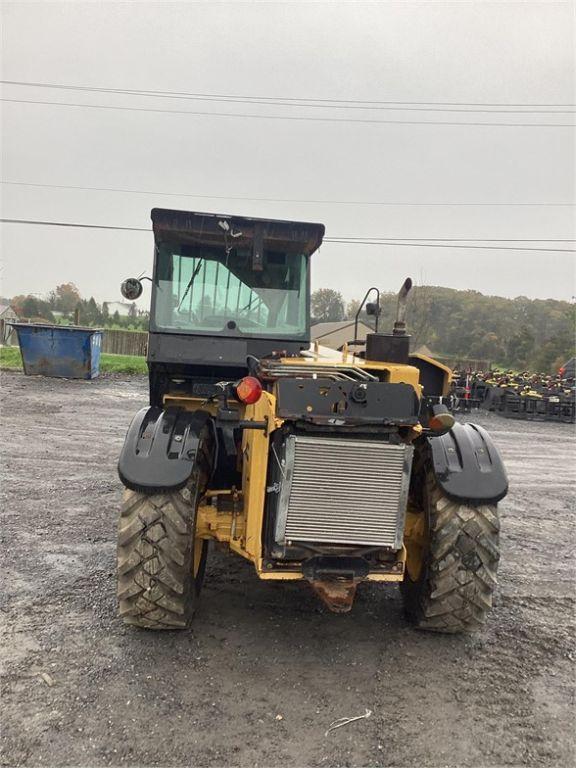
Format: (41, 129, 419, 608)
(332, 237, 576, 242)
(1, 80, 573, 114)
(2, 218, 574, 252)
(325, 239, 575, 253)
(0, 218, 149, 233)
(2, 98, 574, 128)
(2, 79, 574, 109)
(3, 180, 573, 208)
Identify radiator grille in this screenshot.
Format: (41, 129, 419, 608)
(280, 435, 413, 549)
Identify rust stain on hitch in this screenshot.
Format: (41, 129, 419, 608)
(309, 578, 360, 613)
(303, 556, 368, 612)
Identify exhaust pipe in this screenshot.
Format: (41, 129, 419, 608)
(393, 278, 413, 336)
(365, 277, 413, 363)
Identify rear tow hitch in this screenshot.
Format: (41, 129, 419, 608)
(302, 557, 369, 613)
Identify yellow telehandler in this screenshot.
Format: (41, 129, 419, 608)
(117, 209, 507, 632)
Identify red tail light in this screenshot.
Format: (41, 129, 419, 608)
(235, 376, 263, 404)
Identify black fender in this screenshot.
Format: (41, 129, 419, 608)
(426, 422, 508, 504)
(118, 406, 212, 494)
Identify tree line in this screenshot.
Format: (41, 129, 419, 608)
(9, 284, 149, 331)
(312, 286, 575, 373)
(7, 283, 574, 373)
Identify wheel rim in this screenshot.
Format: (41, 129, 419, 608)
(193, 535, 204, 577)
(189, 481, 205, 579)
(404, 506, 428, 582)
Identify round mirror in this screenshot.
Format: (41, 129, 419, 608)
(120, 278, 143, 300)
(366, 302, 380, 316)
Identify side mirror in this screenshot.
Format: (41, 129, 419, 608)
(121, 278, 143, 300)
(366, 302, 380, 317)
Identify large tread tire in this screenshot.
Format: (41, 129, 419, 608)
(117, 478, 207, 630)
(402, 471, 500, 634)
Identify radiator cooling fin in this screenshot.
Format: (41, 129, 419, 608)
(276, 435, 413, 549)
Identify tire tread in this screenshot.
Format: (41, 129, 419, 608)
(403, 473, 500, 634)
(117, 484, 205, 630)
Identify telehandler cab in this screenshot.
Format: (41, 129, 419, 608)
(117, 209, 508, 632)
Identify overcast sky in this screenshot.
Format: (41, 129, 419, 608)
(1, 0, 574, 309)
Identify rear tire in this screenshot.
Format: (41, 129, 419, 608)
(117, 475, 208, 630)
(401, 470, 500, 633)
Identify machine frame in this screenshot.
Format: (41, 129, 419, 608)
(117, 208, 508, 626)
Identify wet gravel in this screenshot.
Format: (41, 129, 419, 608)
(1, 370, 574, 767)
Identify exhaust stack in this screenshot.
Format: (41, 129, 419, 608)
(365, 277, 413, 363)
(393, 278, 413, 336)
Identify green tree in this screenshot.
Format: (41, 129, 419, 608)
(530, 331, 574, 373)
(469, 332, 506, 362)
(343, 285, 574, 371)
(311, 289, 345, 323)
(22, 296, 41, 318)
(12, 294, 54, 322)
(85, 297, 103, 325)
(50, 283, 82, 313)
(346, 299, 362, 319)
(507, 326, 535, 369)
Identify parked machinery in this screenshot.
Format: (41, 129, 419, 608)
(117, 209, 508, 632)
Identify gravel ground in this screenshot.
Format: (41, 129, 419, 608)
(1, 370, 574, 768)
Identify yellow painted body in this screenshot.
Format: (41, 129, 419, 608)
(164, 349, 451, 584)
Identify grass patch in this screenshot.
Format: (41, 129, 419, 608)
(0, 346, 23, 369)
(0, 346, 147, 375)
(100, 353, 147, 374)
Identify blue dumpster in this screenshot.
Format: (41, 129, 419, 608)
(11, 324, 103, 379)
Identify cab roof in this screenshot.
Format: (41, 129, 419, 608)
(151, 208, 325, 256)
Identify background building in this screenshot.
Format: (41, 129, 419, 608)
(311, 320, 373, 351)
(103, 301, 134, 318)
(0, 304, 18, 345)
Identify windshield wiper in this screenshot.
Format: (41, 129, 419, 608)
(177, 261, 203, 311)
